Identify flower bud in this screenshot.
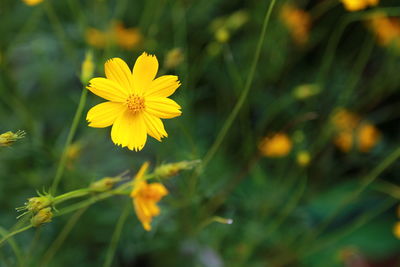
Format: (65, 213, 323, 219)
(26, 196, 53, 212)
(81, 51, 95, 84)
(154, 160, 201, 179)
(31, 207, 53, 227)
(89, 177, 122, 192)
(0, 130, 25, 147)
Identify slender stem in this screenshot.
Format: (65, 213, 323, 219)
(53, 188, 92, 204)
(103, 203, 130, 267)
(0, 225, 32, 246)
(51, 87, 88, 194)
(199, 0, 277, 171)
(0, 227, 23, 266)
(41, 207, 88, 266)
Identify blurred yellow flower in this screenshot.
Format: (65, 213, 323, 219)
(81, 51, 95, 84)
(0, 130, 25, 147)
(357, 123, 380, 153)
(130, 162, 168, 231)
(280, 4, 311, 45)
(164, 48, 185, 70)
(66, 142, 82, 169)
(259, 133, 292, 158)
(368, 14, 400, 49)
(22, 0, 43, 6)
(332, 109, 380, 153)
(393, 221, 400, 239)
(297, 151, 311, 167)
(86, 52, 182, 151)
(86, 21, 142, 50)
(341, 0, 379, 11)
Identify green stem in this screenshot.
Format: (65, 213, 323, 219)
(51, 87, 88, 194)
(0, 227, 23, 266)
(199, 0, 277, 171)
(53, 188, 92, 204)
(103, 203, 130, 267)
(40, 207, 88, 266)
(0, 225, 32, 246)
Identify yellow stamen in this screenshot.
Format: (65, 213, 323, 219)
(126, 95, 145, 112)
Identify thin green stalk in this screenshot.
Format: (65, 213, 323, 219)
(41, 207, 88, 266)
(53, 188, 92, 204)
(51, 87, 88, 194)
(301, 146, 400, 247)
(0, 227, 23, 267)
(200, 0, 277, 171)
(0, 225, 32, 246)
(103, 203, 130, 267)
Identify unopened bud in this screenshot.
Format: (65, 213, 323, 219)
(31, 207, 53, 227)
(296, 151, 311, 167)
(90, 177, 122, 192)
(154, 160, 201, 179)
(81, 51, 95, 84)
(0, 130, 25, 147)
(293, 84, 321, 100)
(26, 196, 53, 212)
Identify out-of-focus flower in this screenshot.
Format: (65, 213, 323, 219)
(367, 14, 400, 50)
(86, 52, 182, 151)
(81, 51, 95, 84)
(210, 10, 249, 44)
(393, 222, 400, 239)
(0, 130, 25, 147)
(31, 207, 53, 227)
(341, 0, 379, 12)
(293, 84, 321, 100)
(66, 142, 83, 169)
(259, 133, 292, 158)
(164, 48, 185, 70)
(130, 162, 168, 231)
(357, 123, 380, 153)
(22, 0, 43, 6)
(296, 151, 311, 167)
(280, 4, 311, 45)
(86, 21, 142, 50)
(331, 109, 380, 153)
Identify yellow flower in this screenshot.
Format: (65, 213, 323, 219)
(331, 109, 380, 153)
(164, 48, 185, 70)
(86, 21, 142, 50)
(296, 151, 311, 167)
(259, 133, 292, 158)
(357, 123, 380, 153)
(367, 14, 400, 49)
(31, 207, 53, 227)
(393, 222, 400, 239)
(280, 4, 311, 45)
(86, 52, 182, 151)
(130, 162, 168, 231)
(22, 0, 43, 6)
(341, 0, 379, 11)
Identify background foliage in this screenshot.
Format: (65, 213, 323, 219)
(1, 0, 400, 266)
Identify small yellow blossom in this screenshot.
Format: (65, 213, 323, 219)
(86, 21, 142, 50)
(331, 109, 380, 153)
(86, 52, 182, 151)
(22, 0, 43, 6)
(341, 0, 379, 12)
(130, 162, 168, 231)
(164, 48, 185, 69)
(357, 123, 380, 153)
(393, 222, 400, 239)
(66, 142, 83, 169)
(31, 207, 53, 227)
(81, 51, 95, 84)
(0, 130, 25, 147)
(26, 196, 52, 212)
(259, 133, 292, 158)
(367, 14, 400, 49)
(280, 4, 311, 45)
(297, 151, 311, 167)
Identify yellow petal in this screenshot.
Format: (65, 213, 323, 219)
(86, 102, 126, 128)
(145, 97, 182, 119)
(104, 58, 133, 93)
(87, 78, 128, 102)
(143, 112, 168, 141)
(132, 52, 158, 93)
(134, 198, 152, 230)
(145, 75, 181, 98)
(111, 110, 147, 151)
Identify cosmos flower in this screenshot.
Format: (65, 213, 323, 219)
(341, 0, 379, 12)
(259, 133, 293, 158)
(130, 162, 168, 231)
(86, 52, 182, 151)
(280, 4, 311, 45)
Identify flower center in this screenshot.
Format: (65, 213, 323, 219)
(126, 95, 145, 113)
